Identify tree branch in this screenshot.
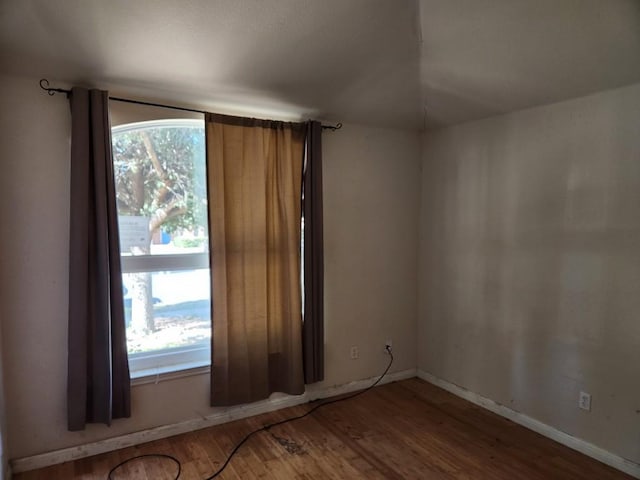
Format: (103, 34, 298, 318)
(132, 166, 144, 212)
(149, 198, 187, 233)
(141, 131, 170, 201)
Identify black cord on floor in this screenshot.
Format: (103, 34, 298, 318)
(107, 347, 394, 479)
(107, 453, 180, 479)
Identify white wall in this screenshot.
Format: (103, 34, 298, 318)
(0, 73, 420, 460)
(419, 82, 640, 464)
(322, 123, 419, 387)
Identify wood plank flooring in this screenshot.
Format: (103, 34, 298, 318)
(14, 378, 634, 479)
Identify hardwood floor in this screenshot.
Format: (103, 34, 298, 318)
(14, 378, 634, 479)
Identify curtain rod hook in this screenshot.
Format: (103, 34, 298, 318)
(39, 78, 54, 95)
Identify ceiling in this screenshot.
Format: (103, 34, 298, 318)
(1, 0, 639, 130)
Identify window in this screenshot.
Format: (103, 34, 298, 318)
(112, 119, 210, 378)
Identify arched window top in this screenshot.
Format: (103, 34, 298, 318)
(112, 118, 204, 135)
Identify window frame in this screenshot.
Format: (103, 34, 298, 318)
(112, 118, 211, 379)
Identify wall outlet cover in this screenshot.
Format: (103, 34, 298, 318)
(579, 391, 592, 411)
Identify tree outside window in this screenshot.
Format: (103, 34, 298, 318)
(111, 119, 210, 373)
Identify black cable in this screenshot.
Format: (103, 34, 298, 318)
(205, 346, 393, 479)
(107, 347, 394, 479)
(107, 453, 180, 479)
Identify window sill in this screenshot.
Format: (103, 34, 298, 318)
(131, 361, 210, 386)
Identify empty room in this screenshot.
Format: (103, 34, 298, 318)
(0, 0, 639, 478)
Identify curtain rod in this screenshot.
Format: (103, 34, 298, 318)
(39, 79, 343, 131)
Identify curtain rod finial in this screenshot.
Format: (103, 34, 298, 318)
(321, 122, 342, 131)
(40, 78, 70, 96)
(40, 78, 53, 95)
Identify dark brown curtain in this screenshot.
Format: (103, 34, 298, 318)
(302, 121, 324, 383)
(67, 87, 130, 431)
(206, 113, 306, 406)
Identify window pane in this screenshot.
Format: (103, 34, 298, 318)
(123, 269, 211, 354)
(112, 119, 211, 374)
(112, 119, 208, 257)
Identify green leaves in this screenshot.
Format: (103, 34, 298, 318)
(112, 124, 207, 236)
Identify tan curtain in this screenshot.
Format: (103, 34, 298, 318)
(206, 113, 306, 406)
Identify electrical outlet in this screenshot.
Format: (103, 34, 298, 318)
(579, 391, 591, 411)
(385, 339, 393, 354)
(350, 346, 359, 359)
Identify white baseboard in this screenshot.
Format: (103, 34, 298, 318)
(417, 369, 640, 479)
(10, 368, 416, 474)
